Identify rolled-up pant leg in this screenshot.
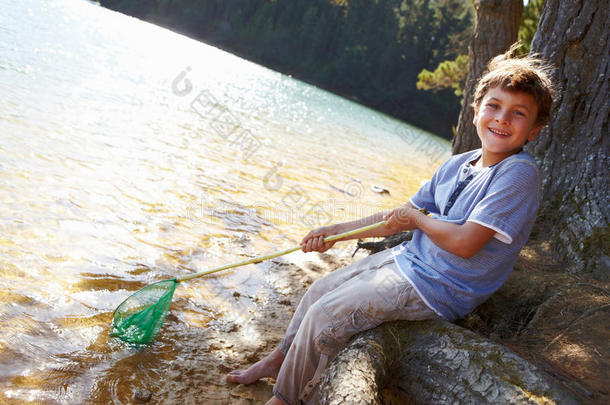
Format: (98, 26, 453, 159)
(273, 250, 438, 404)
(278, 250, 395, 356)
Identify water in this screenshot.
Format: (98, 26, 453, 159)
(0, 0, 449, 402)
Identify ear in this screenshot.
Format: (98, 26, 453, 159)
(472, 105, 479, 125)
(527, 125, 543, 142)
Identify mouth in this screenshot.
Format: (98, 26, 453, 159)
(488, 127, 510, 137)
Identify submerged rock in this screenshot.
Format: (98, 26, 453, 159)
(371, 185, 390, 195)
(133, 388, 152, 403)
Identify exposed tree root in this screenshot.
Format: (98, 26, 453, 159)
(318, 320, 579, 404)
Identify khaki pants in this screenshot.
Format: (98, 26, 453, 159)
(273, 249, 439, 404)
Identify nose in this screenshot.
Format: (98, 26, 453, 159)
(495, 109, 510, 124)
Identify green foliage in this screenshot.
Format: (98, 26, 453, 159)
(416, 54, 468, 97)
(100, 0, 474, 139)
(518, 0, 545, 54)
(416, 0, 546, 103)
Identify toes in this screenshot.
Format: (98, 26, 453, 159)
(226, 371, 241, 383)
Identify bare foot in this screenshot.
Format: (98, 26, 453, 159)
(265, 395, 284, 405)
(226, 347, 285, 385)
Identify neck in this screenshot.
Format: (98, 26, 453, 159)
(479, 148, 522, 167)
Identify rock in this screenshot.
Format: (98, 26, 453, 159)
(318, 320, 578, 404)
(222, 322, 240, 333)
(371, 185, 390, 195)
(217, 364, 233, 373)
(133, 388, 152, 403)
(208, 342, 222, 351)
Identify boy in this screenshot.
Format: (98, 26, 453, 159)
(227, 46, 556, 405)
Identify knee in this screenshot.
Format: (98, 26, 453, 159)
(302, 300, 326, 325)
(304, 277, 329, 301)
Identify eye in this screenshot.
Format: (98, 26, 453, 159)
(487, 103, 499, 109)
(514, 110, 526, 117)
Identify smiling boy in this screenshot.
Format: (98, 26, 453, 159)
(227, 46, 556, 405)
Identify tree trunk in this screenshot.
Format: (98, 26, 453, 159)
(452, 0, 523, 154)
(528, 0, 609, 279)
(318, 320, 578, 404)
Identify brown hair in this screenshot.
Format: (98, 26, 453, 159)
(473, 44, 556, 126)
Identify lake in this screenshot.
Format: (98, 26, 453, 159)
(0, 0, 449, 402)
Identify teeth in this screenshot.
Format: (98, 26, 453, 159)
(489, 128, 509, 136)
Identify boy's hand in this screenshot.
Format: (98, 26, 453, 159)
(383, 206, 420, 233)
(300, 225, 338, 253)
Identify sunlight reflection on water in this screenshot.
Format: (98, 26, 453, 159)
(0, 0, 449, 402)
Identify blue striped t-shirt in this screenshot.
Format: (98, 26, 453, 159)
(392, 149, 540, 321)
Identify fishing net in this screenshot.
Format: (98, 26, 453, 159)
(108, 220, 401, 345)
(110, 279, 178, 345)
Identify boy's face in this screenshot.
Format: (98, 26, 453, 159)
(473, 86, 542, 160)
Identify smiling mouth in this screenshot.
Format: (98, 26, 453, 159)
(489, 127, 510, 137)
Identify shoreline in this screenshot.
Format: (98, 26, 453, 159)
(94, 239, 609, 404)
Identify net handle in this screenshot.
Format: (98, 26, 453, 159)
(177, 220, 387, 282)
(177, 208, 428, 283)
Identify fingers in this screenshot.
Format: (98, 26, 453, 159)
(385, 207, 412, 231)
(300, 233, 312, 252)
(384, 208, 401, 228)
(383, 209, 394, 221)
(301, 226, 329, 253)
(301, 234, 321, 252)
(301, 234, 333, 253)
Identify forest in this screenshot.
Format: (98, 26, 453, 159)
(100, 0, 474, 139)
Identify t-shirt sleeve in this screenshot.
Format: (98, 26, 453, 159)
(467, 161, 539, 244)
(410, 169, 441, 214)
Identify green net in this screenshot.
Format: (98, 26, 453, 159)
(110, 279, 178, 345)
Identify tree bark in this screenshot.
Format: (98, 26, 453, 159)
(452, 0, 523, 154)
(528, 0, 609, 279)
(318, 320, 579, 405)
(320, 3, 608, 403)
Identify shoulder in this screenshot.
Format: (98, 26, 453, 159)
(491, 151, 540, 198)
(494, 150, 539, 178)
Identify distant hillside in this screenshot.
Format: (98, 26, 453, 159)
(100, 0, 473, 139)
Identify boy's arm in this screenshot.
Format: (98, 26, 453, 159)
(385, 206, 496, 258)
(300, 202, 417, 253)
